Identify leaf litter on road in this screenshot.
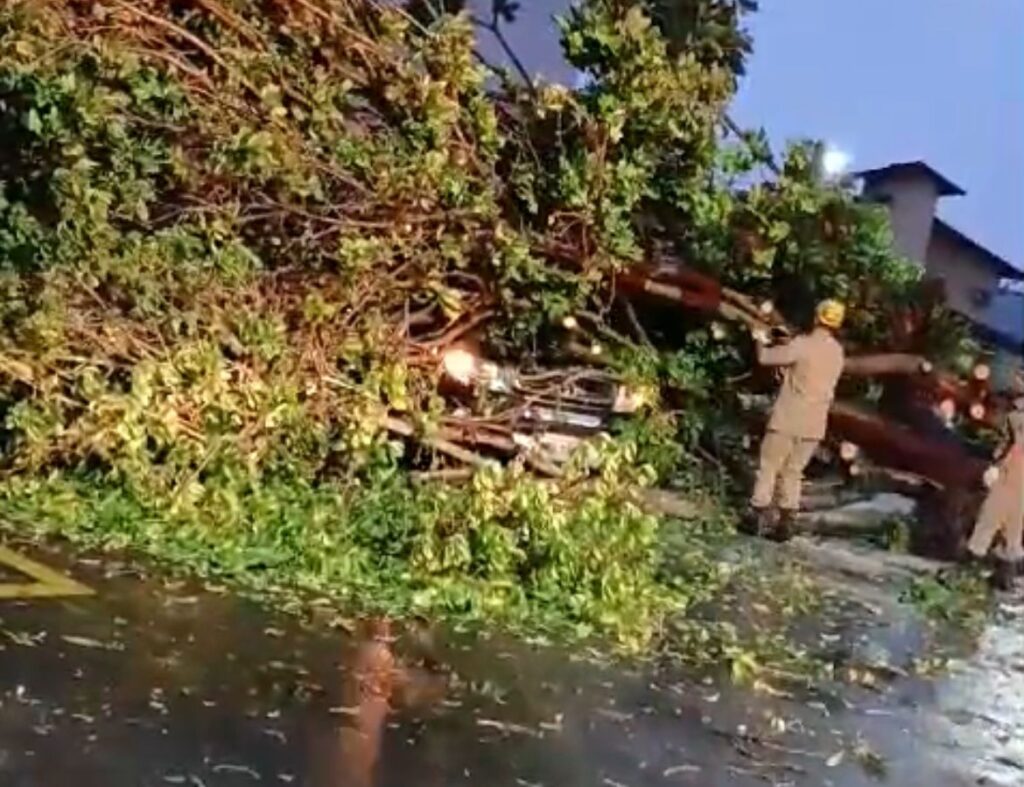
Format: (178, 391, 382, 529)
(5, 629, 45, 647)
(61, 634, 123, 651)
(476, 718, 542, 737)
(211, 763, 261, 779)
(662, 764, 701, 777)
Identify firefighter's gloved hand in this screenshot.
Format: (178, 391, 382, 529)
(983, 465, 1001, 488)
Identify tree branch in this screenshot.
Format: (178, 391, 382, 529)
(471, 12, 537, 97)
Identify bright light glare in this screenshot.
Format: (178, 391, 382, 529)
(822, 147, 851, 177)
(442, 348, 477, 384)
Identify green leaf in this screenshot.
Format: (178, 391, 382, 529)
(25, 109, 42, 134)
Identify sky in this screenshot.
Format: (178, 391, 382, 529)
(474, 0, 1024, 269)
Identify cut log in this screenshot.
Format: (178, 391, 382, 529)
(842, 354, 931, 377)
(912, 372, 1002, 429)
(618, 268, 1002, 435)
(847, 465, 936, 497)
(720, 285, 786, 328)
(839, 441, 860, 462)
(801, 487, 875, 512)
(386, 416, 496, 469)
(787, 536, 948, 584)
(715, 301, 764, 330)
(618, 265, 722, 312)
(746, 394, 982, 490)
(634, 488, 704, 519)
(827, 401, 987, 490)
(796, 493, 916, 537)
(389, 416, 565, 477)
(798, 513, 887, 538)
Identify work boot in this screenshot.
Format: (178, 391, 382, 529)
(769, 510, 797, 543)
(739, 506, 774, 537)
(959, 551, 987, 571)
(990, 559, 1017, 592)
(958, 551, 1003, 587)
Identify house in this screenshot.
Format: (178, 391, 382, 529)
(857, 161, 1024, 391)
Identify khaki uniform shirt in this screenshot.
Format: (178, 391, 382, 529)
(996, 410, 1024, 514)
(758, 329, 845, 441)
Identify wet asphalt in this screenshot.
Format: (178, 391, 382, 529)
(0, 537, 1017, 787)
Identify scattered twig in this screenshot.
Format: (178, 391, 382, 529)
(415, 309, 496, 349)
(386, 417, 496, 469)
(722, 112, 781, 176)
(410, 468, 475, 483)
(471, 8, 538, 98)
(211, 763, 261, 779)
(617, 296, 654, 349)
(476, 718, 541, 737)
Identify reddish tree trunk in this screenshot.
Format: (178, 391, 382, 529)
(828, 402, 987, 490)
(842, 354, 930, 377)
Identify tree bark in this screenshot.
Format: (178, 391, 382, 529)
(786, 536, 947, 583)
(842, 354, 931, 377)
(827, 402, 987, 490)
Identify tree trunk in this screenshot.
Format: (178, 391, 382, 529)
(842, 354, 931, 377)
(827, 402, 987, 490)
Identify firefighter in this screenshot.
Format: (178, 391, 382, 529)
(745, 299, 846, 540)
(965, 394, 1024, 589)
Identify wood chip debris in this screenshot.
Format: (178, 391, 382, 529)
(476, 718, 542, 737)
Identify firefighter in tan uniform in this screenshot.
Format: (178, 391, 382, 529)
(746, 300, 846, 540)
(965, 395, 1024, 589)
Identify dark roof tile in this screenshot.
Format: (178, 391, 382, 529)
(856, 161, 966, 197)
(930, 218, 1023, 280)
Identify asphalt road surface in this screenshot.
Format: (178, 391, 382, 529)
(0, 536, 1017, 787)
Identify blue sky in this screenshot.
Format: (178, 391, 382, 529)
(475, 0, 1023, 268)
(730, 0, 1023, 269)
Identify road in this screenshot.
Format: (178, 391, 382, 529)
(0, 536, 1019, 786)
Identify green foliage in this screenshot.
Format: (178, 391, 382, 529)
(659, 542, 824, 682)
(610, 410, 683, 482)
(882, 518, 912, 553)
(0, 436, 710, 651)
(902, 570, 990, 632)
(0, 0, 974, 656)
(649, 0, 757, 74)
(662, 139, 971, 359)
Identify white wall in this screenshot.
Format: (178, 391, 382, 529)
(924, 229, 1002, 326)
(866, 171, 940, 264)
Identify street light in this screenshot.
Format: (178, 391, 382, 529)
(821, 147, 851, 178)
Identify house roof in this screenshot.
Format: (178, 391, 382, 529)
(856, 161, 966, 197)
(930, 218, 1024, 280)
(972, 292, 1024, 355)
(989, 293, 1024, 343)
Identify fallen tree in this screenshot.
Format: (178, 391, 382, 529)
(0, 0, 996, 646)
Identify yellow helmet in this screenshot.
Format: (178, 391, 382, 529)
(815, 299, 846, 329)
